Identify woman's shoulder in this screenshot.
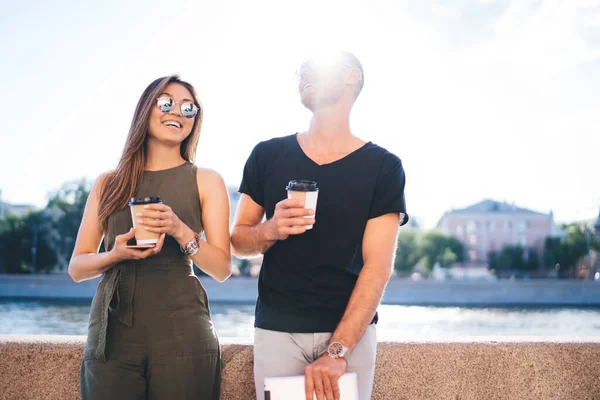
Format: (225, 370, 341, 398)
(194, 166, 224, 180)
(193, 166, 228, 206)
(194, 166, 226, 190)
(96, 170, 115, 182)
(91, 170, 115, 195)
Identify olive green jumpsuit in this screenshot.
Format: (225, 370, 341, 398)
(81, 163, 221, 399)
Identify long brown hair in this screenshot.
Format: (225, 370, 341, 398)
(98, 75, 203, 230)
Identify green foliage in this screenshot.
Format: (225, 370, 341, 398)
(526, 247, 540, 270)
(0, 179, 91, 274)
(543, 222, 599, 278)
(394, 230, 464, 274)
(439, 247, 458, 268)
(0, 214, 30, 274)
(489, 245, 522, 271)
(394, 230, 422, 273)
(420, 232, 464, 270)
(44, 179, 92, 270)
(489, 246, 541, 272)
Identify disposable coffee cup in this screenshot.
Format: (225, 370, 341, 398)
(286, 180, 318, 229)
(128, 196, 162, 248)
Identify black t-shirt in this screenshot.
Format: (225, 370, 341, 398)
(239, 133, 408, 333)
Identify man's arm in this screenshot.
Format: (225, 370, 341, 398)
(230, 194, 275, 257)
(329, 212, 400, 350)
(231, 194, 315, 258)
(304, 212, 400, 400)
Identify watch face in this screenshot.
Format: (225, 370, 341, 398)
(328, 342, 344, 357)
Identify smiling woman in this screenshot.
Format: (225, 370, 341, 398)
(142, 83, 199, 152)
(66, 75, 232, 400)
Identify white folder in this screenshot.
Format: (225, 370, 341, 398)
(264, 372, 358, 400)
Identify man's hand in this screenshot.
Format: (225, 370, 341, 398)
(265, 198, 315, 241)
(305, 354, 347, 400)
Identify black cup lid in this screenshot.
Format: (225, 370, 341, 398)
(286, 180, 318, 191)
(129, 196, 162, 205)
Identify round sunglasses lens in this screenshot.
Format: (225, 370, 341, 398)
(181, 103, 198, 119)
(157, 97, 174, 112)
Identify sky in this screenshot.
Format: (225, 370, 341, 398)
(1, 0, 599, 228)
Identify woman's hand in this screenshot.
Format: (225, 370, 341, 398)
(134, 203, 187, 241)
(110, 228, 165, 263)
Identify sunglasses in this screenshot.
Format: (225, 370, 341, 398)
(156, 96, 199, 119)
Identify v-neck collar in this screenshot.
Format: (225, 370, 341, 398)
(292, 133, 372, 167)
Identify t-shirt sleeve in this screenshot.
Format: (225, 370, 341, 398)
(238, 144, 265, 207)
(368, 153, 409, 226)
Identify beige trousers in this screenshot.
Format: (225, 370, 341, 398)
(254, 324, 377, 400)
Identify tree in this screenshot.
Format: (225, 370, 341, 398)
(0, 210, 57, 274)
(489, 245, 526, 271)
(419, 232, 464, 270)
(525, 248, 540, 271)
(394, 230, 422, 274)
(24, 210, 59, 273)
(0, 214, 29, 274)
(0, 179, 91, 274)
(543, 222, 600, 278)
(439, 247, 458, 269)
(394, 231, 465, 274)
(43, 179, 92, 271)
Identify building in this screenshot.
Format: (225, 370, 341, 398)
(435, 199, 561, 264)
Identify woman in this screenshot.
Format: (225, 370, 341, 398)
(68, 75, 231, 399)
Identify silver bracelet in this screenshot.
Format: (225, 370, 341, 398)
(180, 232, 200, 256)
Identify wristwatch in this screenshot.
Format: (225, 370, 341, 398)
(326, 341, 349, 359)
(180, 232, 200, 256)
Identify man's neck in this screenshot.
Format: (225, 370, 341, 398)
(305, 105, 355, 151)
(297, 108, 366, 166)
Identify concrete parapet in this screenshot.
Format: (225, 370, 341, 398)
(1, 335, 599, 399)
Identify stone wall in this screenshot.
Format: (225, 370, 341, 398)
(1, 335, 599, 399)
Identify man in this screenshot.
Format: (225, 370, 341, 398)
(231, 51, 408, 400)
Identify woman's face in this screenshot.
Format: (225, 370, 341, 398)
(147, 82, 196, 145)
